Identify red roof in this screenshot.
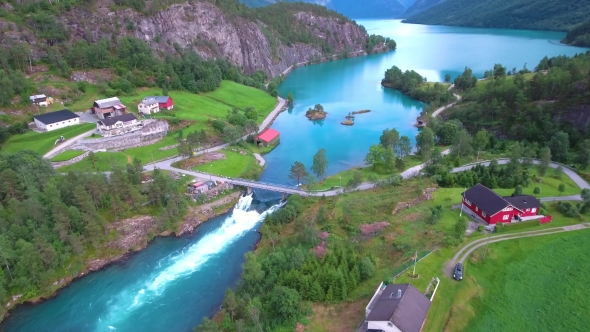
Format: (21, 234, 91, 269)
(256, 128, 280, 143)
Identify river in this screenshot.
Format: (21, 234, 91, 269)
(2, 20, 587, 332)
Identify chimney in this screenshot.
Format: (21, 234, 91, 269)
(524, 199, 527, 203)
(397, 289, 402, 298)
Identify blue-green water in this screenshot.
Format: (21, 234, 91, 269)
(3, 20, 588, 332)
(263, 19, 588, 185)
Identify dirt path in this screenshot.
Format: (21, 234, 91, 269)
(253, 153, 266, 166)
(443, 223, 590, 277)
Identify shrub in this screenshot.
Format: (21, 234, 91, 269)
(533, 186, 541, 194)
(359, 257, 375, 281)
(477, 225, 485, 232)
(442, 236, 461, 247)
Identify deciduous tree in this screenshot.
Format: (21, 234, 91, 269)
(311, 148, 328, 181)
(288, 161, 309, 185)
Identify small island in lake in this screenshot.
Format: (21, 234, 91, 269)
(341, 119, 354, 126)
(305, 104, 327, 120)
(352, 110, 371, 114)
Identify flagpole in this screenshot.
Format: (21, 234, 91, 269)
(412, 250, 418, 276)
(460, 188, 466, 217)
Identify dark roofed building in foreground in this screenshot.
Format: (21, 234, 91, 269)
(33, 109, 80, 132)
(358, 283, 431, 332)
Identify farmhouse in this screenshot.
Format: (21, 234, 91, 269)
(30, 94, 47, 106)
(92, 97, 126, 119)
(96, 113, 141, 137)
(33, 109, 80, 132)
(358, 283, 431, 332)
(255, 128, 280, 147)
(145, 96, 174, 110)
(461, 184, 541, 224)
(138, 97, 160, 115)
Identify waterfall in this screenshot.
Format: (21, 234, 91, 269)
(96, 194, 282, 331)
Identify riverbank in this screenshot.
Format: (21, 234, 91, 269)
(0, 191, 243, 323)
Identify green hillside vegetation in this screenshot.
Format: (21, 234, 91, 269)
(562, 21, 590, 47)
(403, 0, 590, 31)
(59, 151, 130, 172)
(240, 0, 407, 18)
(192, 149, 262, 179)
(0, 152, 187, 319)
(2, 123, 95, 155)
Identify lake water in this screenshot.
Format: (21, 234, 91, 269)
(2, 20, 587, 332)
(262, 20, 588, 185)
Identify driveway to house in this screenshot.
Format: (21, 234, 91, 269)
(443, 223, 590, 277)
(43, 128, 97, 159)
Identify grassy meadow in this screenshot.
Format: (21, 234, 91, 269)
(59, 152, 129, 172)
(2, 123, 95, 155)
(50, 149, 86, 162)
(192, 149, 262, 179)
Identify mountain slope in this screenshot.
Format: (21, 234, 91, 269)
(0, 0, 393, 77)
(403, 0, 590, 31)
(240, 0, 406, 18)
(402, 0, 445, 18)
(562, 21, 590, 47)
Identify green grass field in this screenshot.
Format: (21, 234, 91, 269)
(464, 230, 590, 331)
(59, 152, 129, 172)
(50, 150, 86, 162)
(2, 123, 95, 155)
(119, 81, 276, 126)
(193, 149, 261, 178)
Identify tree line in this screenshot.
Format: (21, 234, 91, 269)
(445, 53, 590, 169)
(0, 151, 187, 315)
(382, 65, 455, 108)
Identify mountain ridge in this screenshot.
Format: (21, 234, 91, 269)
(240, 0, 407, 18)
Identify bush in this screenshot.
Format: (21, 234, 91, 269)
(557, 201, 579, 217)
(442, 236, 461, 247)
(359, 257, 375, 281)
(533, 186, 541, 194)
(477, 225, 485, 232)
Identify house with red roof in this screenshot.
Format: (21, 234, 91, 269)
(255, 128, 280, 147)
(461, 184, 541, 224)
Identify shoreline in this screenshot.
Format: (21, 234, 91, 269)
(0, 191, 243, 324)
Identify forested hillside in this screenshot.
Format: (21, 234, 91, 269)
(440, 52, 590, 169)
(240, 0, 406, 18)
(563, 21, 590, 47)
(403, 0, 590, 31)
(402, 0, 445, 18)
(0, 152, 187, 319)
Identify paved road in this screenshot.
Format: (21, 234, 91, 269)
(44, 128, 96, 159)
(431, 93, 462, 118)
(444, 223, 590, 277)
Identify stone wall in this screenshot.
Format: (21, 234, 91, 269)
(70, 120, 168, 151)
(51, 151, 90, 168)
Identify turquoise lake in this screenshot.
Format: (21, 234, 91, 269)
(2, 20, 588, 332)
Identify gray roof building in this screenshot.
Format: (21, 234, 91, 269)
(361, 283, 431, 332)
(145, 96, 170, 104)
(97, 113, 137, 127)
(94, 97, 123, 109)
(34, 109, 79, 125)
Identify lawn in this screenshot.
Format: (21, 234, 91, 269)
(59, 152, 129, 172)
(118, 81, 276, 126)
(193, 149, 262, 179)
(50, 149, 86, 162)
(123, 135, 179, 164)
(1, 123, 95, 155)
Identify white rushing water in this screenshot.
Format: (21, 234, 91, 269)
(96, 194, 282, 331)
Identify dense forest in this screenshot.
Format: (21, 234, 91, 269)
(562, 21, 590, 47)
(240, 0, 407, 18)
(0, 151, 187, 318)
(403, 0, 590, 31)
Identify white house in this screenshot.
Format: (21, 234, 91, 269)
(33, 109, 80, 132)
(96, 113, 142, 137)
(358, 283, 431, 332)
(138, 97, 160, 115)
(30, 94, 48, 107)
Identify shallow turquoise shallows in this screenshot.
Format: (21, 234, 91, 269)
(2, 20, 587, 332)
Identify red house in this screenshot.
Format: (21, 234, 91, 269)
(461, 184, 541, 224)
(146, 96, 174, 110)
(255, 128, 280, 147)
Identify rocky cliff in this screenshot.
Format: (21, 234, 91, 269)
(2, 0, 371, 77)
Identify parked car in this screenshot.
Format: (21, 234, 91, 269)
(453, 263, 463, 281)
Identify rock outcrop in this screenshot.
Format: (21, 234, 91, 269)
(8, 1, 371, 77)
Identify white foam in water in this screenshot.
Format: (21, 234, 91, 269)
(96, 194, 282, 331)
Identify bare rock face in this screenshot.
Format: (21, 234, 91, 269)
(28, 1, 368, 77)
